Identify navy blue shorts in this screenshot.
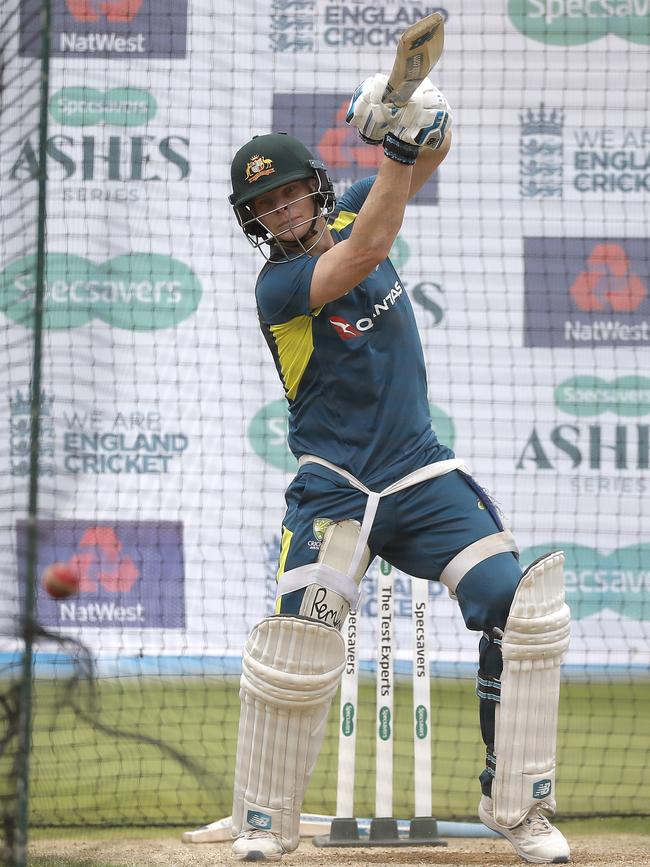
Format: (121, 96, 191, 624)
(277, 467, 523, 631)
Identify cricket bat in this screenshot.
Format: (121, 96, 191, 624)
(382, 13, 445, 108)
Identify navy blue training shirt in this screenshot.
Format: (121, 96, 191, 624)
(255, 176, 453, 488)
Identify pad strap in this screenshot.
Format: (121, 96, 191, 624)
(294, 455, 467, 583)
(277, 563, 361, 611)
(440, 530, 519, 595)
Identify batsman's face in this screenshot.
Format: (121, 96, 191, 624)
(251, 179, 317, 242)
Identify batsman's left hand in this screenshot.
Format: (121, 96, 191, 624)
(346, 74, 452, 152)
(345, 73, 399, 144)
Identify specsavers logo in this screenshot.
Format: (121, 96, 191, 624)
(554, 375, 650, 416)
(0, 253, 202, 330)
(521, 543, 650, 620)
(49, 86, 156, 126)
(509, 0, 650, 45)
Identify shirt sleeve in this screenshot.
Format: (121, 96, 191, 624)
(334, 176, 376, 217)
(256, 254, 319, 325)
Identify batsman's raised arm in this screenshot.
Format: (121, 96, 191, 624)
(308, 74, 453, 310)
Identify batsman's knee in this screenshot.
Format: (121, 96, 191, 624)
(440, 526, 523, 632)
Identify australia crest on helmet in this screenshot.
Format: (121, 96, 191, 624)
(246, 154, 275, 184)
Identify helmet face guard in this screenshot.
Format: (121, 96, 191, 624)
(229, 133, 336, 260)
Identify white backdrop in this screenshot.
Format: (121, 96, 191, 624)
(1, 0, 648, 671)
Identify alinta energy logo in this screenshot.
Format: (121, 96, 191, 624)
(19, 0, 188, 58)
(8, 86, 189, 203)
(521, 543, 650, 621)
(508, 0, 650, 45)
(273, 93, 439, 206)
(17, 520, 186, 628)
(516, 374, 650, 494)
(248, 399, 455, 471)
(0, 253, 202, 331)
(523, 238, 650, 347)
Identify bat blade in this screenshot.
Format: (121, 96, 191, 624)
(382, 13, 445, 108)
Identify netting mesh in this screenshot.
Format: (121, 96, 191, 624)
(1, 2, 649, 852)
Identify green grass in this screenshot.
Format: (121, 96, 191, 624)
(7, 675, 650, 828)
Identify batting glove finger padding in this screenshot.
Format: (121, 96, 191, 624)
(345, 73, 404, 145)
(391, 80, 453, 150)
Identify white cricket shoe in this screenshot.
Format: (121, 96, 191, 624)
(479, 796, 570, 864)
(232, 829, 284, 862)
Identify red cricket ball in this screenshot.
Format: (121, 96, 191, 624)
(42, 563, 80, 600)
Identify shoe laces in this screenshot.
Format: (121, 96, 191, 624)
(523, 806, 554, 836)
(243, 829, 278, 840)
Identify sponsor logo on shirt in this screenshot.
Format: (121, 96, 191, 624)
(329, 316, 362, 340)
(329, 280, 404, 340)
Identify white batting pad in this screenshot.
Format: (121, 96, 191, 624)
(232, 616, 345, 851)
(493, 551, 571, 828)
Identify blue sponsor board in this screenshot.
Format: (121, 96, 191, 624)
(523, 238, 650, 347)
(273, 93, 439, 206)
(20, 0, 188, 58)
(16, 519, 185, 628)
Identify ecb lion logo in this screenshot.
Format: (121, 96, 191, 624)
(64, 0, 143, 22)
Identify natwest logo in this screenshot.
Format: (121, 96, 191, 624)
(19, 0, 188, 59)
(524, 238, 650, 347)
(65, 0, 142, 22)
(569, 243, 647, 312)
(63, 526, 139, 593)
(17, 519, 186, 628)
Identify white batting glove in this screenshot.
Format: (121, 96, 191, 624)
(345, 73, 404, 145)
(392, 80, 452, 150)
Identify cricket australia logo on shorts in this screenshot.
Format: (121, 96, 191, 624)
(247, 809, 272, 829)
(532, 779, 552, 799)
(309, 517, 332, 550)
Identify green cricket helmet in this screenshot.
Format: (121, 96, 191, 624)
(229, 132, 335, 243)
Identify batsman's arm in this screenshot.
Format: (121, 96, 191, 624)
(309, 156, 413, 309)
(409, 130, 451, 199)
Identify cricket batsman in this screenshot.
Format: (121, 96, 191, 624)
(226, 67, 571, 863)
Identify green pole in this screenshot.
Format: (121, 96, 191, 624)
(14, 1, 51, 864)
